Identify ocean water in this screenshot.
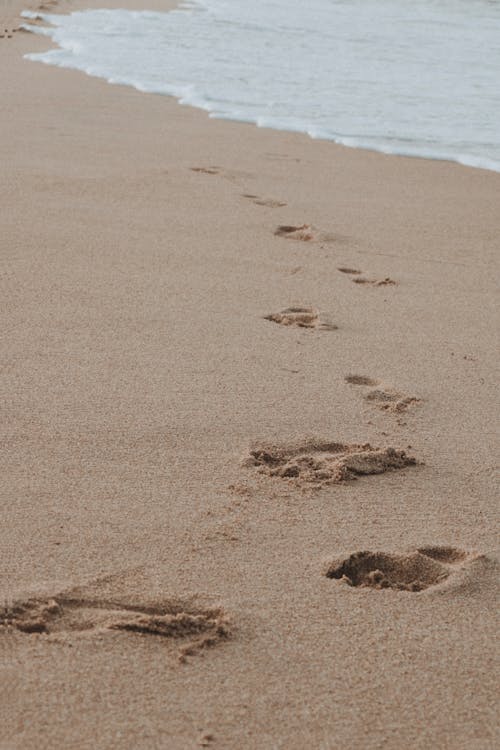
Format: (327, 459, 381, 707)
(22, 0, 500, 172)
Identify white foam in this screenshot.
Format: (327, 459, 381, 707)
(22, 0, 500, 173)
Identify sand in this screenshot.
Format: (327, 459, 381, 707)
(1, 1, 499, 748)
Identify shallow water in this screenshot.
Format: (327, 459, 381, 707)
(22, 0, 500, 172)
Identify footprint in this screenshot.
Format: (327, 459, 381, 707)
(338, 267, 362, 275)
(325, 547, 476, 592)
(265, 153, 301, 163)
(242, 194, 287, 208)
(190, 166, 221, 175)
(345, 374, 380, 387)
(345, 375, 420, 413)
(274, 224, 316, 241)
(264, 306, 337, 331)
(274, 224, 339, 244)
(352, 277, 396, 286)
(190, 166, 253, 184)
(1, 595, 230, 660)
(337, 267, 395, 285)
(364, 388, 420, 413)
(245, 439, 416, 486)
(0, 21, 22, 37)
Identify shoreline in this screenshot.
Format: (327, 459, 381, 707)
(17, 0, 500, 176)
(2, 2, 499, 749)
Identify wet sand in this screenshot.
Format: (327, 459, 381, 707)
(1, 2, 499, 748)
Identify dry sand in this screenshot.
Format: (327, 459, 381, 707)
(1, 1, 499, 747)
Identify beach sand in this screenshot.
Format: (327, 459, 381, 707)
(1, 1, 499, 747)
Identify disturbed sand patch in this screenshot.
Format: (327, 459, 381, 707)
(245, 439, 416, 486)
(264, 306, 337, 331)
(0, 595, 230, 661)
(326, 547, 476, 592)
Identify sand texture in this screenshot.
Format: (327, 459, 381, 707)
(1, 1, 499, 748)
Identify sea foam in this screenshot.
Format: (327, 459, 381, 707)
(22, 0, 500, 172)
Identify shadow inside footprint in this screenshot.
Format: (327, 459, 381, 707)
(264, 306, 337, 331)
(326, 547, 474, 592)
(246, 439, 416, 486)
